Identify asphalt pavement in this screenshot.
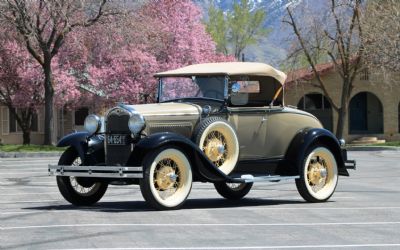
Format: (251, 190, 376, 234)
(1, 151, 400, 250)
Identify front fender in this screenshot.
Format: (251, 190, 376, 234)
(127, 132, 228, 182)
(57, 132, 104, 164)
(285, 128, 349, 176)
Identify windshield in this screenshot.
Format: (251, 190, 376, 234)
(159, 76, 226, 102)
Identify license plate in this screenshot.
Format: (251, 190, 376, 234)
(107, 134, 127, 145)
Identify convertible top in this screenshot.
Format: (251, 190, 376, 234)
(154, 62, 287, 85)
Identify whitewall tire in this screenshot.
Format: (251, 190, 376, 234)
(296, 146, 338, 202)
(194, 117, 239, 175)
(140, 147, 192, 210)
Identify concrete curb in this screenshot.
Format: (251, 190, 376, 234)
(0, 151, 62, 158)
(347, 146, 400, 151)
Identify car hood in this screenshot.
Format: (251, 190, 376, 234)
(125, 102, 201, 122)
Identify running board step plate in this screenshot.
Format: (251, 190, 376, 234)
(233, 175, 300, 183)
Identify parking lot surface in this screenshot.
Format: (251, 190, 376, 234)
(1, 150, 400, 250)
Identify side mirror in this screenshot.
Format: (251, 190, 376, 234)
(231, 82, 241, 94)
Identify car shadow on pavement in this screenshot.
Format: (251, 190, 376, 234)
(23, 198, 308, 213)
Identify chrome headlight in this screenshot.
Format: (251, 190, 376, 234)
(128, 113, 145, 135)
(84, 114, 101, 135)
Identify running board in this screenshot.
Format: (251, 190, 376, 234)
(232, 175, 300, 183)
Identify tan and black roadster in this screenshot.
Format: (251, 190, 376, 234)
(49, 62, 356, 210)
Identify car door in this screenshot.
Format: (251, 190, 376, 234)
(228, 107, 268, 159)
(228, 107, 267, 160)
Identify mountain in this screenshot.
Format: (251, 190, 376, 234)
(194, 0, 302, 66)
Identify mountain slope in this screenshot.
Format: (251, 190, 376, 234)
(195, 0, 302, 66)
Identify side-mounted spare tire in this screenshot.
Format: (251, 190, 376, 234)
(193, 116, 239, 175)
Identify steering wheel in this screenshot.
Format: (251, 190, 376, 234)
(203, 90, 224, 99)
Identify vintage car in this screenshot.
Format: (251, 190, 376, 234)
(49, 62, 356, 210)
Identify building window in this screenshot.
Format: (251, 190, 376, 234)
(75, 107, 89, 126)
(359, 68, 369, 81)
(298, 93, 333, 131)
(7, 108, 38, 133)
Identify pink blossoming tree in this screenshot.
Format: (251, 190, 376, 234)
(0, 38, 82, 144)
(87, 0, 233, 104)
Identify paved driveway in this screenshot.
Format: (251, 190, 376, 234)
(1, 151, 400, 249)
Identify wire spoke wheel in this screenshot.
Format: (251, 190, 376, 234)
(68, 157, 100, 196)
(296, 146, 338, 202)
(140, 147, 192, 210)
(153, 158, 182, 200)
(56, 147, 108, 206)
(202, 130, 228, 167)
(195, 118, 239, 175)
(214, 182, 253, 200)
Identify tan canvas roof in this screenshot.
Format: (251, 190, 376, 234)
(155, 62, 287, 85)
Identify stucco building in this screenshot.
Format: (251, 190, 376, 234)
(285, 63, 400, 142)
(0, 106, 93, 145)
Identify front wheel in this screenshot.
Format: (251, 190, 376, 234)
(296, 145, 338, 202)
(214, 182, 253, 200)
(140, 147, 193, 210)
(56, 147, 108, 206)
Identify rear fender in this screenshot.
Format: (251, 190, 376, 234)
(284, 128, 349, 176)
(127, 132, 228, 182)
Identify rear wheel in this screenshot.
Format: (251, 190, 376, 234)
(56, 147, 108, 206)
(140, 147, 193, 210)
(296, 145, 338, 202)
(214, 182, 253, 200)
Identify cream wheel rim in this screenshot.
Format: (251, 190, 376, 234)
(304, 147, 338, 200)
(199, 121, 239, 174)
(149, 149, 192, 207)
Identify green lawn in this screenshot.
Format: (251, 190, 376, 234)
(372, 141, 400, 147)
(0, 144, 66, 152)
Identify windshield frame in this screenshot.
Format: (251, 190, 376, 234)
(157, 75, 229, 103)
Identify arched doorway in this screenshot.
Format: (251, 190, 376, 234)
(349, 92, 383, 134)
(297, 93, 333, 131)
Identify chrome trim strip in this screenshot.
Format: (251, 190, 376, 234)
(141, 113, 199, 117)
(149, 122, 193, 128)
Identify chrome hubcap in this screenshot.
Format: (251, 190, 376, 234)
(154, 159, 180, 192)
(203, 131, 228, 165)
(307, 157, 327, 187)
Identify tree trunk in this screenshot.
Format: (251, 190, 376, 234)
(335, 107, 346, 139)
(22, 130, 31, 145)
(336, 78, 351, 139)
(43, 62, 54, 145)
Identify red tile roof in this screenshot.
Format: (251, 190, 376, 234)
(285, 62, 336, 85)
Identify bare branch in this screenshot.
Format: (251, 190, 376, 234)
(286, 7, 339, 111)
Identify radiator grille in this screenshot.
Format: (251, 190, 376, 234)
(105, 108, 132, 166)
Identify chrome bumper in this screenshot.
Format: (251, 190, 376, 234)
(48, 165, 143, 178)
